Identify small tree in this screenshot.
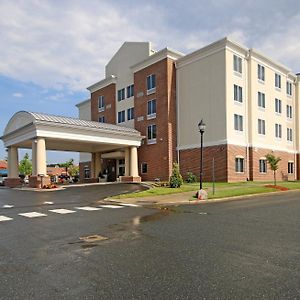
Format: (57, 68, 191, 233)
(19, 153, 32, 176)
(60, 158, 74, 174)
(265, 153, 281, 186)
(68, 165, 79, 177)
(169, 162, 183, 188)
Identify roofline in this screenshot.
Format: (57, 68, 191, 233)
(131, 47, 184, 73)
(75, 98, 91, 107)
(87, 75, 117, 94)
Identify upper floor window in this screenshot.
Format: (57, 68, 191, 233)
(147, 74, 156, 94)
(287, 81, 292, 96)
(258, 92, 265, 108)
(287, 128, 293, 142)
(118, 110, 125, 123)
(127, 107, 134, 121)
(98, 116, 105, 123)
(147, 99, 157, 119)
(233, 55, 242, 74)
(275, 98, 282, 114)
(234, 114, 243, 131)
(127, 84, 134, 98)
(258, 119, 265, 135)
(98, 96, 105, 112)
(275, 73, 281, 89)
(147, 124, 157, 144)
(118, 88, 125, 101)
(275, 123, 282, 138)
(234, 84, 243, 103)
(258, 64, 265, 81)
(287, 105, 293, 119)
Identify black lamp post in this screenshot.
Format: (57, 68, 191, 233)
(198, 119, 206, 190)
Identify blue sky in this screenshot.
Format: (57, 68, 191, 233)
(1, 0, 300, 163)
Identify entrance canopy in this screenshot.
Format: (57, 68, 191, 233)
(1, 111, 143, 187)
(1, 111, 143, 152)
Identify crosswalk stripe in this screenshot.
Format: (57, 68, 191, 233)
(75, 206, 102, 211)
(0, 215, 13, 222)
(18, 212, 47, 218)
(3, 205, 14, 209)
(99, 205, 124, 209)
(49, 209, 76, 214)
(119, 203, 140, 207)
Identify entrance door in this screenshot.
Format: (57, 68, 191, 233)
(106, 160, 116, 182)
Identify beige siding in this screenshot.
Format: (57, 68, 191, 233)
(177, 49, 227, 149)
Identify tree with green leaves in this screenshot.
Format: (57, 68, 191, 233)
(19, 153, 32, 176)
(169, 162, 183, 188)
(68, 165, 79, 177)
(265, 153, 281, 186)
(60, 158, 74, 174)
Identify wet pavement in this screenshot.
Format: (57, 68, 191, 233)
(1, 185, 300, 299)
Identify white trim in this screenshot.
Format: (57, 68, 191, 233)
(87, 75, 117, 93)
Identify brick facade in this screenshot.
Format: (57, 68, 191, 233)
(79, 161, 91, 182)
(91, 83, 116, 123)
(134, 58, 177, 181)
(179, 144, 297, 182)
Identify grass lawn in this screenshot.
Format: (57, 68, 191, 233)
(112, 181, 300, 200)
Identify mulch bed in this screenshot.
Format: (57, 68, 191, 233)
(264, 185, 289, 191)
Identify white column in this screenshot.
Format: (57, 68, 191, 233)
(125, 148, 130, 176)
(8, 146, 19, 178)
(31, 140, 37, 175)
(129, 146, 139, 177)
(36, 138, 47, 176)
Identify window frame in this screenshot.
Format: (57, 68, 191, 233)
(233, 55, 242, 74)
(147, 74, 156, 95)
(287, 81, 292, 96)
(275, 123, 282, 139)
(258, 64, 265, 81)
(234, 84, 243, 103)
(258, 91, 265, 108)
(98, 116, 105, 123)
(127, 107, 134, 121)
(234, 114, 243, 131)
(259, 159, 267, 174)
(141, 163, 148, 174)
(287, 128, 293, 142)
(258, 118, 266, 135)
(117, 88, 125, 101)
(147, 124, 157, 144)
(288, 162, 294, 174)
(98, 96, 105, 112)
(275, 73, 281, 89)
(235, 157, 244, 173)
(147, 99, 157, 119)
(275, 98, 282, 114)
(117, 110, 125, 123)
(127, 84, 134, 98)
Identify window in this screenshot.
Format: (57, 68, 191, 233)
(234, 85, 243, 103)
(275, 123, 282, 138)
(98, 96, 105, 112)
(84, 167, 90, 179)
(147, 124, 157, 143)
(258, 119, 265, 135)
(147, 99, 157, 119)
(258, 64, 265, 81)
(235, 157, 244, 173)
(98, 116, 105, 123)
(259, 159, 267, 173)
(127, 84, 134, 98)
(287, 105, 293, 119)
(147, 74, 156, 93)
(233, 55, 242, 74)
(258, 92, 265, 108)
(275, 73, 281, 88)
(275, 98, 282, 113)
(287, 128, 293, 142)
(141, 163, 148, 174)
(127, 107, 134, 120)
(117, 88, 125, 101)
(118, 110, 125, 123)
(234, 114, 243, 131)
(288, 162, 294, 174)
(287, 81, 292, 96)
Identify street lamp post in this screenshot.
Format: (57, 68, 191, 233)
(197, 119, 207, 200)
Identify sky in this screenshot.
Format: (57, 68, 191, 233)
(1, 0, 300, 164)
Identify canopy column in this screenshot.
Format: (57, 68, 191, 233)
(5, 146, 21, 188)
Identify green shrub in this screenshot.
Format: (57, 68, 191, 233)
(186, 171, 197, 183)
(169, 163, 183, 188)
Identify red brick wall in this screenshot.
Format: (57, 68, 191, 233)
(179, 144, 228, 182)
(180, 144, 297, 182)
(91, 83, 116, 123)
(134, 58, 177, 181)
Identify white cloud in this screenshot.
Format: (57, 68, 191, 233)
(12, 92, 23, 98)
(0, 0, 299, 94)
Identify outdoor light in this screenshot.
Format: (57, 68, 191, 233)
(197, 119, 207, 200)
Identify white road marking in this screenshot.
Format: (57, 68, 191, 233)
(19, 212, 47, 218)
(3, 205, 14, 208)
(0, 215, 13, 222)
(99, 205, 124, 209)
(75, 206, 102, 211)
(49, 209, 76, 214)
(119, 203, 140, 207)
(44, 201, 54, 205)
